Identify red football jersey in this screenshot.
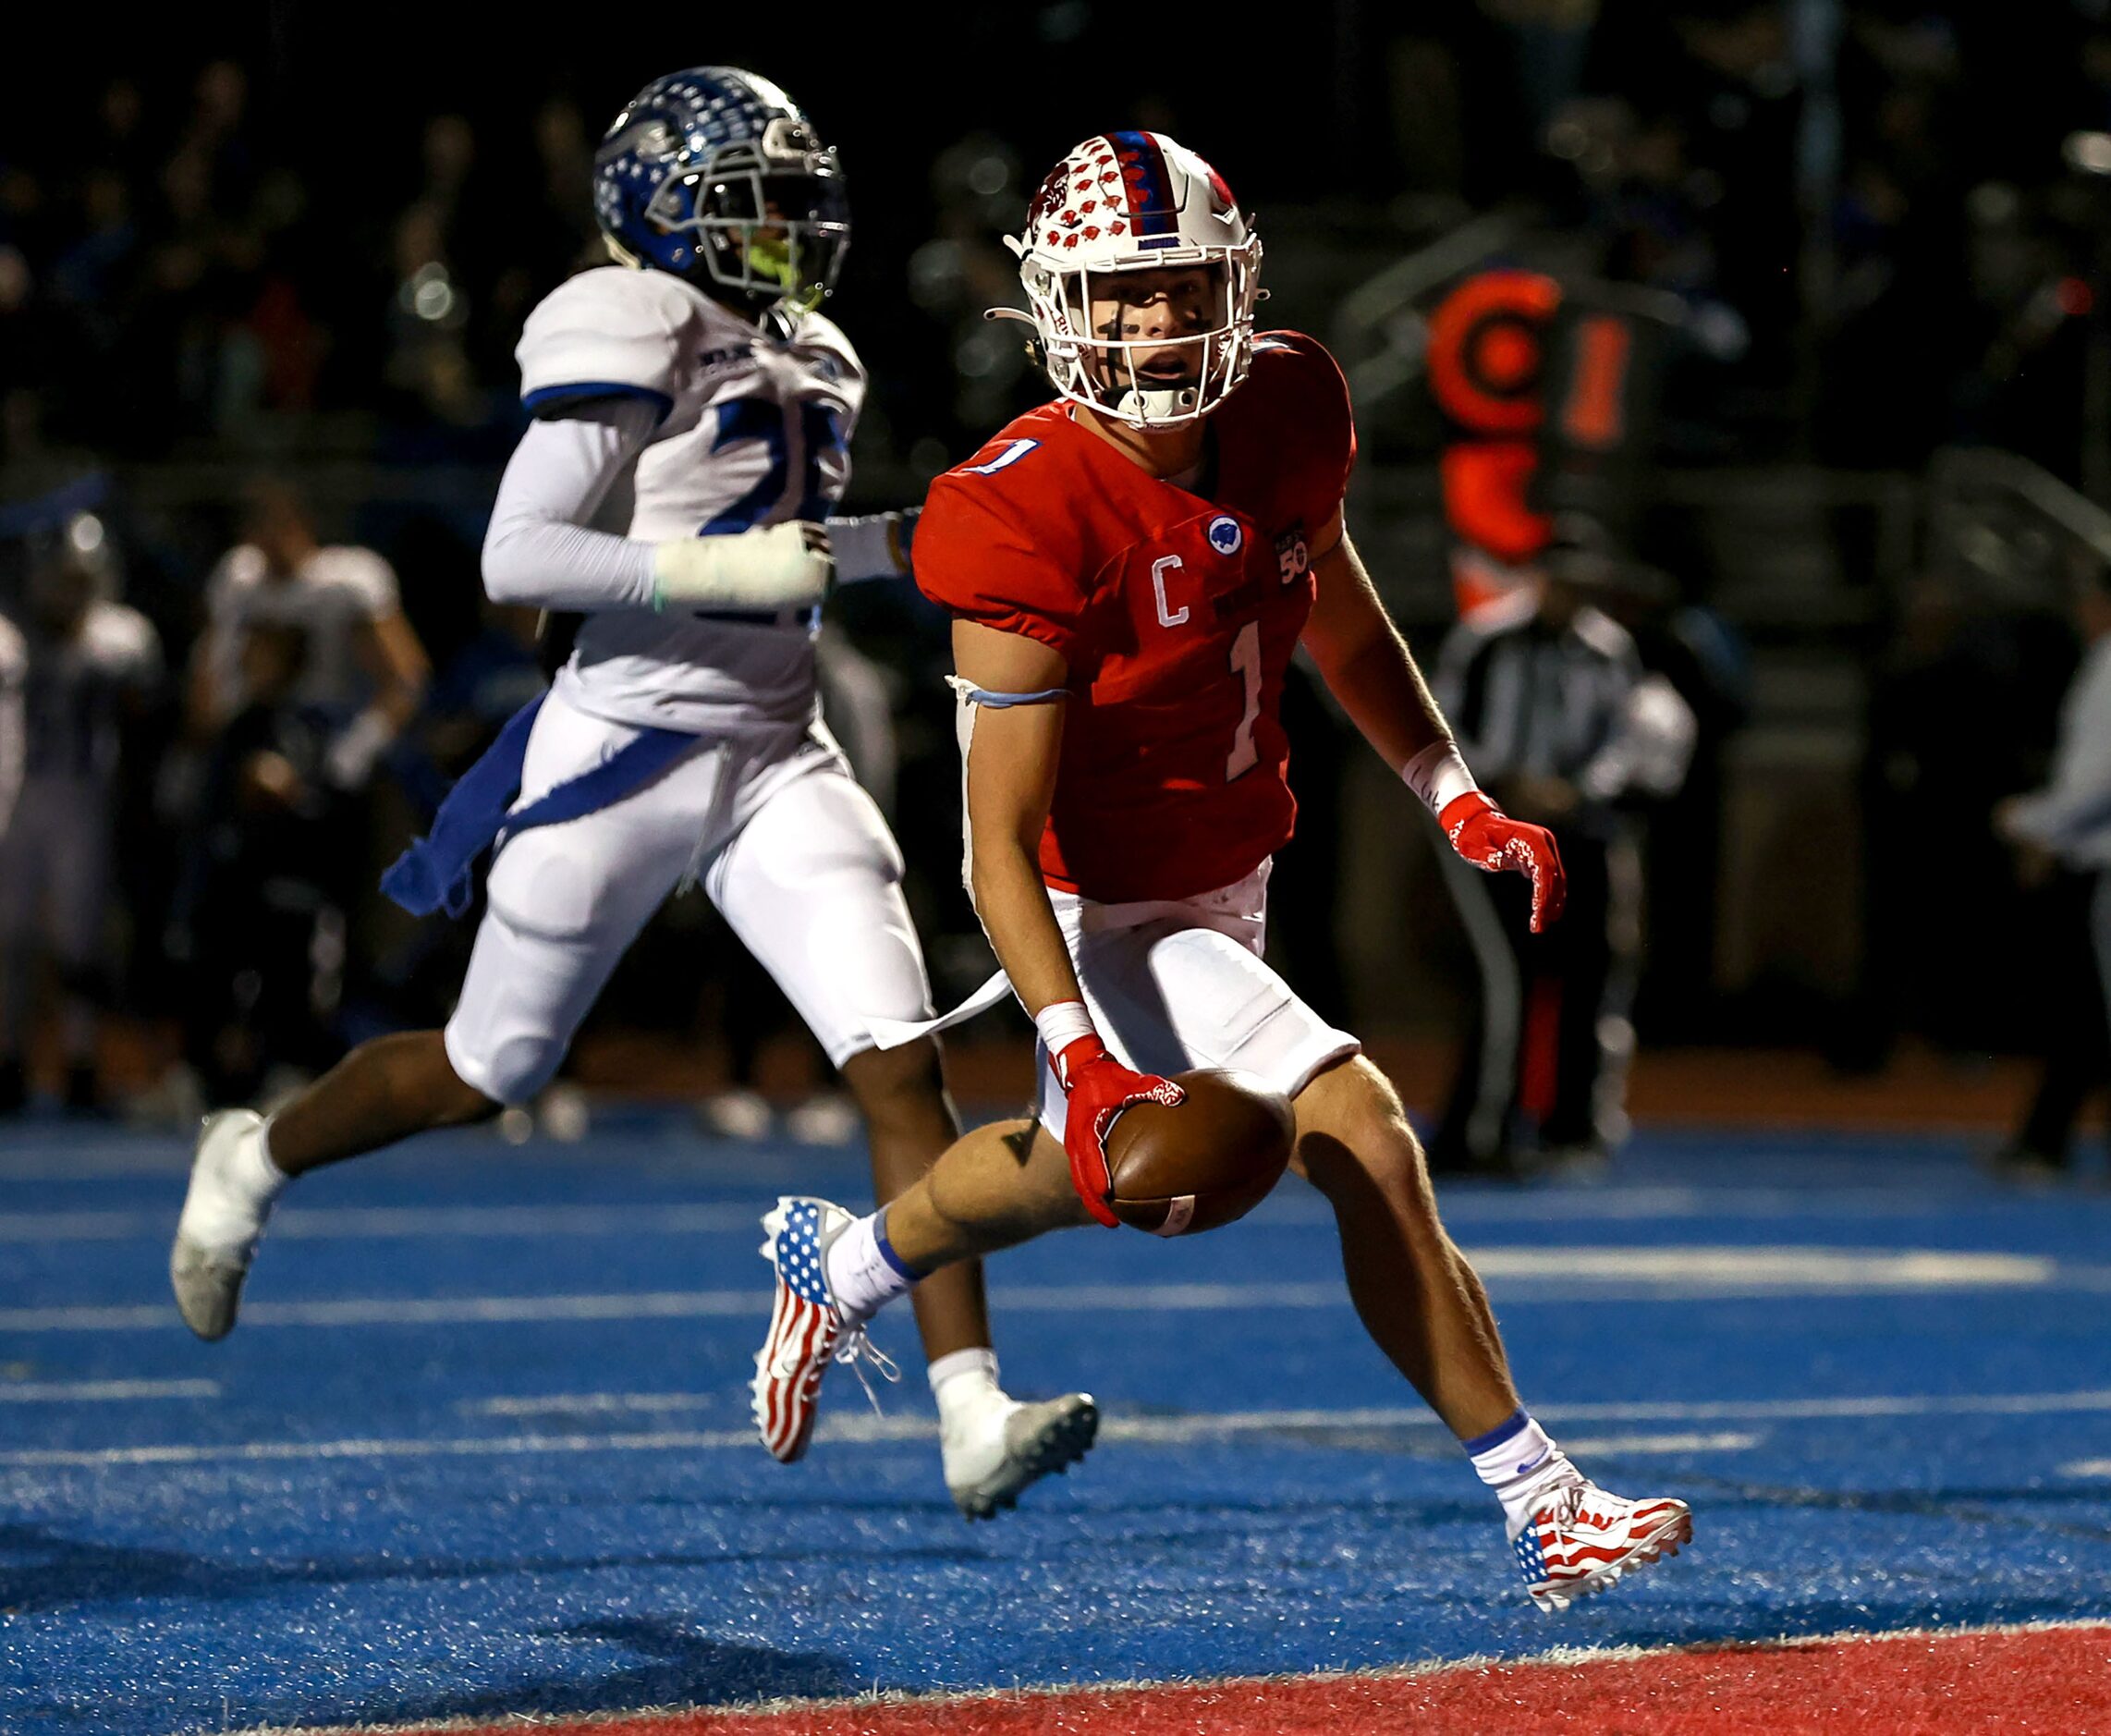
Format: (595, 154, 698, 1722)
(915, 332, 1357, 901)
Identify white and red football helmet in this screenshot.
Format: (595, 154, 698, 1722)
(994, 131, 1263, 428)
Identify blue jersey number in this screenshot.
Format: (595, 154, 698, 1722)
(701, 399, 846, 534)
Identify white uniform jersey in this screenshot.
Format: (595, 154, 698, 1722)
(205, 543, 399, 715)
(21, 601, 162, 780)
(516, 266, 865, 735)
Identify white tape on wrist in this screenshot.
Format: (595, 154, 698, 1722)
(1401, 742, 1479, 817)
(1033, 1000, 1097, 1055)
(651, 521, 830, 611)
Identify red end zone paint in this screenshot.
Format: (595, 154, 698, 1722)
(323, 1624, 2111, 1736)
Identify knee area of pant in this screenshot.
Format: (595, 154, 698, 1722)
(452, 1033, 562, 1109)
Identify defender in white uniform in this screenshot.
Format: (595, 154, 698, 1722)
(0, 523, 161, 1112)
(170, 67, 1094, 1517)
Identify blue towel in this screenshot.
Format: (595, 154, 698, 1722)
(380, 693, 699, 919)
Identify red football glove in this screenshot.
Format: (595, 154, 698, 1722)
(1439, 790, 1567, 933)
(1054, 1034, 1186, 1229)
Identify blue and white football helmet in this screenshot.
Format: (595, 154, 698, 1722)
(592, 67, 849, 318)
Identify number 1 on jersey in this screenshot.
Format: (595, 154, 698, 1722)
(1226, 620, 1262, 781)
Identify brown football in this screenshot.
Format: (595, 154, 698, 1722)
(1104, 1069, 1296, 1236)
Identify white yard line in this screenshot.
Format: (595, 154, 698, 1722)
(11, 1389, 2111, 1473)
(0, 1187, 2022, 1239)
(0, 1377, 218, 1403)
(475, 1388, 2111, 1430)
(0, 1419, 1757, 1470)
(0, 1247, 2066, 1334)
(0, 1204, 767, 1241)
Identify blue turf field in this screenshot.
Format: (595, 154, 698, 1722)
(3, 1113, 2108, 1734)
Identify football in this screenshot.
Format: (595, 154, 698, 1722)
(1104, 1069, 1297, 1236)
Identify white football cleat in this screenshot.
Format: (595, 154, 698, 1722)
(751, 1196, 897, 1463)
(1509, 1472, 1692, 1611)
(169, 1109, 273, 1341)
(943, 1392, 1100, 1521)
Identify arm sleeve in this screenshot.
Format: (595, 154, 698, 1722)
(913, 476, 1091, 662)
(481, 397, 663, 611)
(2007, 649, 2111, 850)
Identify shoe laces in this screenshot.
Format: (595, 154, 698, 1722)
(830, 1319, 901, 1415)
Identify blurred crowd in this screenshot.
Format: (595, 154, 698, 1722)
(4, 3, 2111, 1168)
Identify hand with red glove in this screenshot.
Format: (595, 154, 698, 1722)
(1440, 789, 1567, 933)
(1040, 1005, 1185, 1228)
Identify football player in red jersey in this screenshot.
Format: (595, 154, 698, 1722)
(754, 132, 1691, 1607)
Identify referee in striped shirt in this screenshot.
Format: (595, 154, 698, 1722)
(1430, 551, 1693, 1175)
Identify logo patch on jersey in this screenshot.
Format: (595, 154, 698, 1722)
(1275, 521, 1311, 586)
(965, 438, 1042, 476)
(1207, 514, 1243, 556)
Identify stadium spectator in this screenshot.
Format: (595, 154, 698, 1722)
(0, 520, 162, 1113)
(189, 478, 429, 784)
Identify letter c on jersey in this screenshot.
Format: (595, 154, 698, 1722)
(1152, 556, 1190, 628)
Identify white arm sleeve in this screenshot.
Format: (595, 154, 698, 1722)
(480, 398, 662, 611)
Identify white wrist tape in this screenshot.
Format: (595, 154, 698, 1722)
(651, 520, 833, 611)
(1401, 742, 1479, 817)
(1033, 1000, 1097, 1055)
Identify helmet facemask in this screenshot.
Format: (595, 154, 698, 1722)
(634, 116, 849, 316)
(1019, 246, 1262, 428)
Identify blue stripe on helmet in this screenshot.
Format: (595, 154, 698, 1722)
(1107, 130, 1178, 238)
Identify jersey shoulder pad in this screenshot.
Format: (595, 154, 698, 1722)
(206, 544, 266, 616)
(82, 602, 162, 673)
(789, 310, 864, 380)
(1242, 329, 1356, 498)
(313, 546, 401, 617)
(517, 266, 693, 422)
(1247, 330, 1351, 420)
(915, 430, 1092, 659)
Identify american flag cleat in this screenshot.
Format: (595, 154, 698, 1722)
(751, 1196, 895, 1463)
(1509, 1475, 1693, 1612)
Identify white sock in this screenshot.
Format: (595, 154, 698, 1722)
(821, 1206, 920, 1323)
(1465, 1410, 1573, 1530)
(247, 1117, 293, 1201)
(928, 1347, 1006, 1427)
(181, 1116, 290, 1254)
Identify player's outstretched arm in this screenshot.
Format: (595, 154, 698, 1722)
(1301, 514, 1567, 931)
